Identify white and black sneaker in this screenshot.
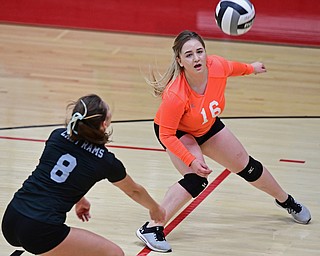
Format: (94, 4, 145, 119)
(275, 194, 311, 224)
(136, 222, 172, 253)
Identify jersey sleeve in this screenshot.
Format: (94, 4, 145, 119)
(226, 61, 254, 76)
(159, 91, 196, 166)
(105, 154, 127, 183)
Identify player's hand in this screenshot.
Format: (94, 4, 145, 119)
(190, 159, 212, 177)
(251, 62, 267, 74)
(75, 197, 91, 222)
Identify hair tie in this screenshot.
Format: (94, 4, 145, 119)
(67, 100, 87, 135)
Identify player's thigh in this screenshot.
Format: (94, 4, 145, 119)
(167, 134, 205, 176)
(201, 126, 249, 173)
(41, 227, 124, 256)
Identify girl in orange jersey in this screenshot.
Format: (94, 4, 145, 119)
(136, 30, 311, 253)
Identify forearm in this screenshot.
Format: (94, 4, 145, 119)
(160, 133, 195, 167)
(127, 184, 159, 211)
(228, 61, 254, 76)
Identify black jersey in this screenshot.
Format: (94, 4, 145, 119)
(10, 128, 126, 225)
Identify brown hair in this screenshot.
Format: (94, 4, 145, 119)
(65, 94, 111, 145)
(147, 30, 206, 96)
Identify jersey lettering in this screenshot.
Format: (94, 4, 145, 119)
(81, 141, 105, 158)
(50, 154, 77, 183)
(201, 100, 221, 124)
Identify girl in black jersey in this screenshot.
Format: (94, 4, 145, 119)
(1, 94, 165, 256)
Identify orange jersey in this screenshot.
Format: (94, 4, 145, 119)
(154, 55, 254, 166)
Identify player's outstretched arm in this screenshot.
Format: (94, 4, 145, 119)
(113, 174, 166, 223)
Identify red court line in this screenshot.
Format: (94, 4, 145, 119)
(0, 136, 45, 143)
(107, 145, 165, 152)
(136, 169, 231, 255)
(0, 135, 165, 152)
(279, 159, 305, 164)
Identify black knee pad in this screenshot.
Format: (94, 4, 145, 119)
(178, 173, 208, 198)
(236, 156, 263, 182)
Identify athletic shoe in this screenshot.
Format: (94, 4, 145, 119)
(136, 222, 172, 253)
(275, 195, 311, 224)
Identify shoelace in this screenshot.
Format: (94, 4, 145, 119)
(287, 201, 302, 214)
(153, 227, 166, 241)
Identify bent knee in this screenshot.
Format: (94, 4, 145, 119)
(178, 173, 208, 197)
(236, 156, 263, 182)
(102, 242, 124, 256)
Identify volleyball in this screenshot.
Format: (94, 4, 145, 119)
(215, 0, 255, 36)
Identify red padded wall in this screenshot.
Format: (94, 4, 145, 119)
(1, 0, 319, 47)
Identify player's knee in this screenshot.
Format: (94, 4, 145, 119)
(236, 156, 263, 182)
(178, 173, 208, 198)
(103, 243, 124, 256)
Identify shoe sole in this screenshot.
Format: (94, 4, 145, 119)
(291, 216, 311, 225)
(136, 230, 172, 253)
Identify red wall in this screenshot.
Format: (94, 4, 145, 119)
(1, 0, 319, 47)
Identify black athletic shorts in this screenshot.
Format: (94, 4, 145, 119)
(154, 116, 225, 149)
(1, 203, 70, 255)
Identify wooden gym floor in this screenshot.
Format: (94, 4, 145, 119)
(0, 24, 319, 255)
